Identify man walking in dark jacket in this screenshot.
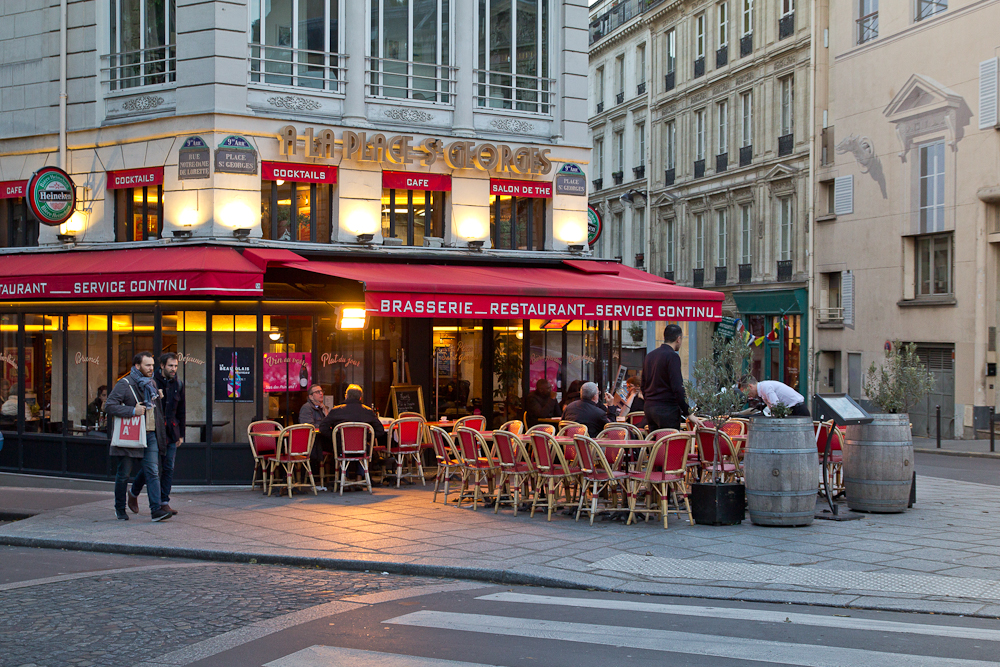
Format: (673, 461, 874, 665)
(129, 353, 185, 515)
(105, 352, 171, 522)
(641, 324, 690, 430)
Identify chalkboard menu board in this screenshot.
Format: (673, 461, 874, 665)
(388, 385, 425, 418)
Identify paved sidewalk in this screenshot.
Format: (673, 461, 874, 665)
(1, 476, 999, 618)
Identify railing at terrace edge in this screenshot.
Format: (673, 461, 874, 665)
(368, 57, 456, 105)
(474, 70, 555, 115)
(589, 0, 668, 45)
(103, 45, 176, 92)
(249, 44, 346, 93)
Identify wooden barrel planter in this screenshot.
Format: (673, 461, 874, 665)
(843, 414, 913, 513)
(744, 416, 816, 527)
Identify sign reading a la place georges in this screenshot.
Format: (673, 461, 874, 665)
(587, 206, 602, 247)
(27, 166, 76, 226)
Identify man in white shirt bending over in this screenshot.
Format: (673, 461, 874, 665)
(743, 377, 810, 417)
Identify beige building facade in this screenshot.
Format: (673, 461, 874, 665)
(813, 0, 1000, 437)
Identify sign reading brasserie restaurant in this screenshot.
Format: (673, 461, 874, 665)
(27, 166, 76, 226)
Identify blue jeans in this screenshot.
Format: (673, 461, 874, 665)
(131, 438, 176, 504)
(115, 432, 161, 512)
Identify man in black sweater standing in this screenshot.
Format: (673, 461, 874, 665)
(641, 324, 690, 430)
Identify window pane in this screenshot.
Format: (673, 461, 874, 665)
(933, 235, 950, 294)
(161, 312, 208, 443)
(276, 181, 293, 240)
(1, 314, 19, 434)
(23, 314, 57, 435)
(66, 314, 109, 436)
(918, 237, 931, 295)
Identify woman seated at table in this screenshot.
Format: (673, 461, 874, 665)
(85, 385, 108, 429)
(611, 375, 645, 424)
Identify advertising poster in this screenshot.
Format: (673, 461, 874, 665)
(215, 347, 255, 403)
(263, 352, 312, 392)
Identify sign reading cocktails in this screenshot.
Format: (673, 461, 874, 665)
(27, 166, 76, 226)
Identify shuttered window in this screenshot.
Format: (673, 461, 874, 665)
(834, 175, 854, 215)
(842, 270, 854, 328)
(980, 58, 998, 130)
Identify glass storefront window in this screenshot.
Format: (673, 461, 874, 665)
(316, 315, 365, 407)
(492, 320, 522, 427)
(65, 314, 110, 436)
(432, 320, 483, 421)
(263, 315, 314, 425)
(261, 181, 333, 242)
(380, 189, 445, 246)
(784, 315, 801, 388)
(115, 186, 163, 241)
(212, 314, 258, 443)
(490, 195, 545, 250)
(22, 315, 57, 434)
(0, 198, 39, 248)
(1, 314, 18, 434)
(161, 312, 208, 443)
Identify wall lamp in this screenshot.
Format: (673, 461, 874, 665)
(232, 228, 251, 240)
(467, 239, 485, 251)
(356, 232, 375, 245)
(337, 306, 368, 330)
(568, 243, 586, 254)
(57, 233, 77, 244)
(619, 189, 647, 205)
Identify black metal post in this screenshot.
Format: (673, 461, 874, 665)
(991, 406, 996, 453)
(936, 405, 941, 448)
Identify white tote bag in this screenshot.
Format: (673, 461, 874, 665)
(110, 384, 147, 450)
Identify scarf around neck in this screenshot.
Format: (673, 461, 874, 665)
(129, 367, 156, 406)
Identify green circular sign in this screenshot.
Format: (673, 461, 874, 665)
(27, 167, 76, 226)
(587, 206, 602, 246)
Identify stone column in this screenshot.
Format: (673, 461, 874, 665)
(343, 0, 368, 126)
(452, 0, 475, 136)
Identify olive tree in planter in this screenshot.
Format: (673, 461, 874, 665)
(744, 399, 818, 527)
(845, 342, 934, 513)
(684, 332, 751, 525)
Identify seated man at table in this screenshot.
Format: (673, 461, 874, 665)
(525, 379, 560, 428)
(318, 385, 387, 484)
(561, 381, 617, 437)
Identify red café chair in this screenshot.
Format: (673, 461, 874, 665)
(815, 419, 846, 495)
(574, 434, 627, 525)
(557, 422, 587, 464)
(493, 430, 534, 516)
(597, 424, 629, 471)
(247, 420, 281, 491)
(627, 433, 694, 529)
(625, 411, 647, 428)
(387, 417, 426, 487)
(454, 426, 499, 510)
(529, 430, 581, 521)
(498, 419, 524, 435)
(696, 427, 742, 483)
(332, 422, 376, 495)
(428, 425, 462, 504)
(526, 423, 555, 436)
(269, 423, 317, 497)
(454, 415, 487, 432)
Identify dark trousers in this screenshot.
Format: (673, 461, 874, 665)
(790, 402, 811, 417)
(645, 403, 683, 431)
(132, 439, 177, 504)
(115, 432, 161, 512)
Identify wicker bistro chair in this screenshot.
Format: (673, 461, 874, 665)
(498, 419, 524, 435)
(331, 422, 375, 495)
(526, 423, 556, 435)
(454, 426, 499, 510)
(399, 411, 424, 419)
(529, 431, 582, 521)
(598, 424, 630, 471)
(269, 424, 318, 497)
(574, 434, 628, 525)
(618, 422, 646, 440)
(493, 430, 535, 516)
(815, 420, 846, 495)
(387, 417, 427, 487)
(627, 433, 695, 529)
(454, 415, 487, 432)
(696, 427, 742, 483)
(248, 420, 282, 491)
(557, 421, 586, 436)
(428, 425, 462, 504)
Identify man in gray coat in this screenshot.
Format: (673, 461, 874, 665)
(105, 351, 171, 522)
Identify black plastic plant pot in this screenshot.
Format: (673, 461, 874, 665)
(690, 482, 746, 526)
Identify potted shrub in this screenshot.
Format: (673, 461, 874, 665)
(626, 322, 644, 343)
(845, 342, 934, 513)
(684, 332, 751, 525)
(743, 398, 818, 527)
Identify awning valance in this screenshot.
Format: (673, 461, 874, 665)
(279, 259, 724, 321)
(0, 247, 264, 300)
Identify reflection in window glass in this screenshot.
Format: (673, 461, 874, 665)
(263, 315, 313, 426)
(316, 315, 365, 407)
(433, 320, 482, 421)
(115, 187, 163, 241)
(161, 312, 207, 443)
(22, 315, 57, 435)
(65, 314, 110, 435)
(490, 195, 545, 250)
(492, 320, 522, 428)
(380, 189, 446, 246)
(1, 314, 18, 434)
(261, 181, 333, 242)
(211, 315, 259, 443)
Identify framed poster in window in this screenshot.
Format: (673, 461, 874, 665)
(215, 347, 255, 403)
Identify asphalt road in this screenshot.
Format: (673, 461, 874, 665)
(2, 546, 1000, 667)
(915, 452, 1000, 486)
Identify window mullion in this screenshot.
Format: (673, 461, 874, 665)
(408, 0, 414, 97)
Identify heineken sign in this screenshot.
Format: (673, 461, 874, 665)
(27, 166, 76, 226)
(587, 205, 602, 247)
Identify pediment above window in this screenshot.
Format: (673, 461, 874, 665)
(883, 74, 972, 161)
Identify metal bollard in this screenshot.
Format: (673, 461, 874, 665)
(936, 405, 941, 449)
(991, 407, 996, 454)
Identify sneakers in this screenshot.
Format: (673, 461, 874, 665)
(160, 503, 178, 516)
(127, 491, 139, 514)
(116, 510, 129, 521)
(151, 508, 172, 522)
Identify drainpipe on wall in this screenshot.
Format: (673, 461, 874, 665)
(807, 1, 819, 401)
(59, 0, 68, 169)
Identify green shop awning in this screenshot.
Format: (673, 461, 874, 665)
(732, 288, 807, 316)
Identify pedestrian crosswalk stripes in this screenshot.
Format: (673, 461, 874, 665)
(265, 646, 498, 667)
(477, 591, 1000, 642)
(383, 610, 998, 667)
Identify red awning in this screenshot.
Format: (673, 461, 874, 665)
(0, 247, 263, 300)
(278, 259, 722, 321)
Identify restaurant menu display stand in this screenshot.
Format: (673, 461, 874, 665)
(813, 393, 873, 521)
